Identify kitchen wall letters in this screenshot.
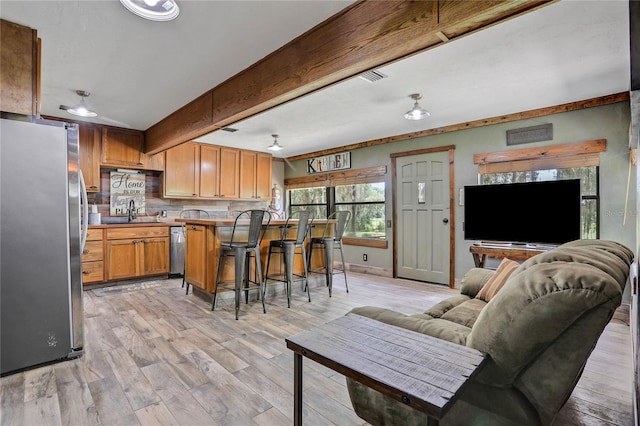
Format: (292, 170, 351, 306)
(110, 171, 146, 216)
(307, 151, 351, 174)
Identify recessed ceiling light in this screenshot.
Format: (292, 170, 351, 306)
(120, 0, 180, 21)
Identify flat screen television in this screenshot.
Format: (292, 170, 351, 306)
(463, 179, 581, 246)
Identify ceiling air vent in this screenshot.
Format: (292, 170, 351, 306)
(358, 70, 388, 83)
(222, 127, 239, 132)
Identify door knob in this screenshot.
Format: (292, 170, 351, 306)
(442, 218, 449, 224)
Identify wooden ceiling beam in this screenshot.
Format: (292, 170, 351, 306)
(144, 0, 553, 155)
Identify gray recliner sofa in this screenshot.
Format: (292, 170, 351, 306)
(346, 239, 633, 425)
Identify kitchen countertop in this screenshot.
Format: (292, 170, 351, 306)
(176, 218, 332, 226)
(88, 221, 181, 228)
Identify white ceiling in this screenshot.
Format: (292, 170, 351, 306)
(0, 1, 631, 159)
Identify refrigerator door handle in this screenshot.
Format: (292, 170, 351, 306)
(79, 169, 88, 252)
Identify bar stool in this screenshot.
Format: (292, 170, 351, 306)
(212, 209, 271, 320)
(264, 210, 312, 307)
(307, 210, 351, 297)
(180, 209, 210, 295)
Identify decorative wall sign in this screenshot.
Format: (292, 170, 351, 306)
(110, 171, 146, 216)
(506, 123, 553, 146)
(307, 151, 351, 174)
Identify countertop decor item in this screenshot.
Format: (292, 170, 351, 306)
(88, 213, 101, 225)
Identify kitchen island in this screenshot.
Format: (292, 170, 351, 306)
(177, 218, 334, 294)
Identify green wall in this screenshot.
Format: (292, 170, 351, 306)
(285, 101, 634, 283)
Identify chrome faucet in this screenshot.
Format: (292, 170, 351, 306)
(128, 199, 137, 222)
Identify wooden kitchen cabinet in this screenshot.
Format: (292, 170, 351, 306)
(82, 228, 104, 284)
(164, 142, 199, 197)
(164, 142, 239, 199)
(214, 146, 240, 199)
(106, 226, 169, 280)
(79, 123, 101, 192)
(1, 19, 40, 116)
(239, 150, 272, 200)
(100, 126, 164, 171)
(184, 224, 208, 290)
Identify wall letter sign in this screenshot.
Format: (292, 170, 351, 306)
(307, 151, 351, 174)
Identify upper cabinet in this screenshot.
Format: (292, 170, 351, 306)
(100, 126, 163, 171)
(1, 19, 40, 116)
(164, 142, 268, 200)
(78, 123, 101, 192)
(164, 142, 199, 198)
(239, 151, 272, 200)
(199, 145, 240, 199)
(164, 142, 240, 199)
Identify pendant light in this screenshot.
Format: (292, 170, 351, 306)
(267, 134, 283, 151)
(404, 93, 430, 121)
(120, 0, 180, 21)
(66, 90, 98, 118)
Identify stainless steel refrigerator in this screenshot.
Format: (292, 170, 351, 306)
(1, 116, 86, 375)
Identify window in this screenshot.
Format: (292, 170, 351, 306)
(475, 140, 604, 240)
(289, 186, 327, 220)
(285, 165, 387, 247)
(335, 182, 385, 239)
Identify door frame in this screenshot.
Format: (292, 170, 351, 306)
(390, 145, 456, 288)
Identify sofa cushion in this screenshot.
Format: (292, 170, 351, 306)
(440, 298, 487, 328)
(476, 258, 519, 302)
(424, 294, 472, 318)
(350, 306, 472, 345)
(460, 267, 495, 297)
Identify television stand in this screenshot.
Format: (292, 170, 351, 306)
(470, 242, 553, 268)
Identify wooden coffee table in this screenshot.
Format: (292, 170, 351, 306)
(286, 313, 487, 425)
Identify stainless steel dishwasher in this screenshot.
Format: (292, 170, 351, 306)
(170, 226, 185, 277)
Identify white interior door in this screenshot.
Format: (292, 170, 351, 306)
(396, 151, 450, 284)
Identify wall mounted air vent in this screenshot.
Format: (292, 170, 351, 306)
(506, 123, 553, 146)
(358, 70, 388, 83)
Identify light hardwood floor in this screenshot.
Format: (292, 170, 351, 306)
(0, 273, 634, 425)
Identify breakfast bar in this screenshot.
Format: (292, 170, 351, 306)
(177, 218, 335, 295)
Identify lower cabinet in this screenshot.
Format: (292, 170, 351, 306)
(106, 227, 170, 280)
(82, 228, 104, 284)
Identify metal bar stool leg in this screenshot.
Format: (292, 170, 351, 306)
(338, 243, 348, 293)
(182, 270, 190, 295)
(212, 250, 225, 311)
(254, 247, 266, 314)
(283, 242, 295, 308)
(244, 254, 251, 305)
(301, 245, 311, 302)
(233, 246, 247, 320)
(323, 237, 334, 297)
